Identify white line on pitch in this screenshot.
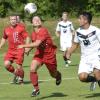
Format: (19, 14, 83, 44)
(0, 77, 78, 85)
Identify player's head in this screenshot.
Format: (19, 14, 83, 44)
(32, 16, 42, 27)
(62, 12, 68, 21)
(78, 12, 92, 26)
(9, 14, 17, 26)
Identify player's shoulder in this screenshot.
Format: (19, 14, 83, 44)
(89, 25, 99, 31)
(40, 27, 48, 32)
(67, 20, 72, 24)
(18, 23, 25, 28)
(4, 25, 11, 31)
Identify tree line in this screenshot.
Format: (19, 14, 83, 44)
(0, 0, 100, 19)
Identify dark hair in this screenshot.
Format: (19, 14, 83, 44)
(80, 12, 92, 24)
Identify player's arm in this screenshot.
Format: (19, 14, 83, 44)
(18, 40, 42, 48)
(24, 37, 32, 55)
(55, 23, 61, 37)
(0, 38, 6, 49)
(71, 23, 75, 42)
(55, 31, 60, 37)
(66, 42, 79, 59)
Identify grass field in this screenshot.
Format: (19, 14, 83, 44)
(0, 17, 100, 100)
(0, 52, 100, 100)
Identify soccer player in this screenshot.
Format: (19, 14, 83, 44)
(18, 16, 62, 96)
(56, 12, 75, 67)
(0, 14, 30, 84)
(66, 12, 100, 91)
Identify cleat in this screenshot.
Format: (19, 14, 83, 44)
(67, 60, 71, 64)
(65, 64, 69, 67)
(17, 77, 24, 85)
(56, 72, 62, 85)
(31, 89, 40, 97)
(90, 82, 96, 91)
(10, 75, 18, 84)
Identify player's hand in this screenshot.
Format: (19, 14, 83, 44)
(25, 48, 30, 56)
(18, 45, 24, 49)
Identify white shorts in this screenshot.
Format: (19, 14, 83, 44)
(78, 56, 100, 74)
(60, 40, 72, 51)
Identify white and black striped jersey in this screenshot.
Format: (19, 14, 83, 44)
(74, 25, 100, 57)
(56, 21, 74, 41)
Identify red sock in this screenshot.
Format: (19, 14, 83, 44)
(6, 65, 15, 73)
(30, 72, 39, 90)
(15, 69, 24, 78)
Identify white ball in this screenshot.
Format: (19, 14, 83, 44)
(24, 3, 37, 14)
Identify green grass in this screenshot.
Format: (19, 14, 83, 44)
(0, 52, 100, 100)
(0, 17, 100, 100)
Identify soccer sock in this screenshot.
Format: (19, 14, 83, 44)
(6, 65, 15, 73)
(30, 72, 39, 90)
(15, 68, 24, 79)
(56, 71, 61, 80)
(63, 56, 68, 64)
(86, 75, 96, 82)
(97, 80, 100, 87)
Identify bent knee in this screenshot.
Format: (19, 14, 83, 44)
(78, 73, 88, 82)
(4, 61, 11, 67)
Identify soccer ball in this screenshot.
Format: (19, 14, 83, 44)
(24, 3, 37, 14)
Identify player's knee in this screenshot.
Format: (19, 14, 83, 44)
(4, 61, 10, 67)
(78, 73, 88, 82)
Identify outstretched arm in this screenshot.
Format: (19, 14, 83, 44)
(66, 42, 79, 59)
(0, 38, 6, 49)
(18, 40, 42, 48)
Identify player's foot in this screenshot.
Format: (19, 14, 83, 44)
(10, 75, 18, 84)
(65, 64, 69, 67)
(31, 89, 40, 97)
(90, 82, 96, 91)
(17, 77, 24, 85)
(56, 72, 62, 85)
(67, 60, 71, 64)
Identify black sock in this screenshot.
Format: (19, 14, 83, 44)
(86, 75, 96, 82)
(97, 80, 100, 87)
(63, 56, 68, 64)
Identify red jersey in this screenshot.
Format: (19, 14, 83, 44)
(31, 27, 57, 54)
(3, 23, 29, 50)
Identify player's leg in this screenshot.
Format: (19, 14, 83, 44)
(45, 54, 62, 86)
(14, 49, 25, 84)
(63, 49, 71, 67)
(4, 60, 15, 73)
(14, 64, 24, 84)
(78, 60, 96, 90)
(93, 68, 100, 87)
(30, 59, 41, 96)
(46, 63, 62, 86)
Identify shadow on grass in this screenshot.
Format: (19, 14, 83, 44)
(85, 93, 100, 98)
(37, 92, 68, 100)
(79, 93, 100, 98)
(23, 80, 43, 85)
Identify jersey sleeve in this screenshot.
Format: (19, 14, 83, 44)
(96, 28, 100, 42)
(74, 32, 79, 43)
(3, 29, 8, 39)
(22, 27, 29, 39)
(56, 23, 61, 32)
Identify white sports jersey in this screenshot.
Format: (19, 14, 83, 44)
(74, 25, 100, 58)
(56, 21, 74, 41)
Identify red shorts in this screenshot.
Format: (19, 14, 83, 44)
(4, 49, 24, 65)
(33, 49, 57, 73)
